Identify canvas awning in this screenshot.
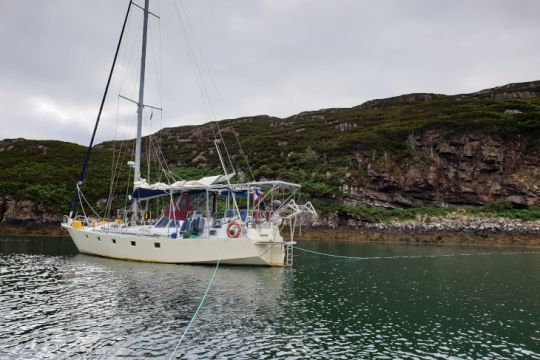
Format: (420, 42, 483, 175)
(132, 175, 301, 200)
(132, 174, 234, 200)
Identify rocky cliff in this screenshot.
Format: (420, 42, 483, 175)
(343, 129, 539, 208)
(0, 198, 63, 225)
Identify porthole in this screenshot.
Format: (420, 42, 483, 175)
(112, 239, 117, 244)
(130, 241, 136, 246)
(154, 242, 161, 248)
(97, 236, 101, 241)
(85, 234, 88, 238)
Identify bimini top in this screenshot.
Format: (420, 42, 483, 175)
(131, 174, 301, 200)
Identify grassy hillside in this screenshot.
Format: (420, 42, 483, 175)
(0, 139, 119, 214)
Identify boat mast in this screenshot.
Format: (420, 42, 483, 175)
(133, 0, 150, 220)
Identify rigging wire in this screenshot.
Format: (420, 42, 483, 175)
(168, 260, 220, 359)
(147, 16, 174, 184)
(105, 95, 123, 218)
(118, 13, 143, 94)
(106, 110, 136, 218)
(149, 0, 170, 184)
(76, 185, 87, 223)
(105, 93, 141, 218)
(150, 137, 175, 182)
(71, 0, 133, 217)
(156, 0, 166, 182)
(77, 186, 104, 221)
(175, 1, 255, 181)
(105, 12, 145, 219)
(171, 0, 237, 177)
(148, 28, 163, 109)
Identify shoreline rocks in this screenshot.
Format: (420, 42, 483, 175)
(361, 216, 540, 235)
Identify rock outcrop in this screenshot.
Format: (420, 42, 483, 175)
(343, 130, 540, 208)
(0, 196, 63, 225)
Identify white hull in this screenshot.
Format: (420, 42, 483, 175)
(63, 225, 290, 266)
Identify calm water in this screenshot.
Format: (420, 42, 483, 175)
(1, 237, 539, 359)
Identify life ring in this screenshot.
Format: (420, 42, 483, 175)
(226, 220, 241, 238)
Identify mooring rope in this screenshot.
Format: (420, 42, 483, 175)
(169, 260, 220, 359)
(294, 246, 540, 260)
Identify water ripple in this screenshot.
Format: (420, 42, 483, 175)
(1, 238, 539, 359)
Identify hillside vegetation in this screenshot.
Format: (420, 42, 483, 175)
(1, 80, 540, 224)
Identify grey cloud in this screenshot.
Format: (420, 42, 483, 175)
(1, 0, 539, 145)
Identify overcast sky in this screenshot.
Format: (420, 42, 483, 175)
(1, 0, 539, 145)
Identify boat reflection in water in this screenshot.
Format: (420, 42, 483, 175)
(59, 254, 290, 357)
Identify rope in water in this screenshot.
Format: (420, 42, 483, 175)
(166, 246, 537, 358)
(294, 246, 540, 260)
(169, 260, 220, 359)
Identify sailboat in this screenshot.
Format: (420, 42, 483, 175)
(61, 0, 316, 266)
